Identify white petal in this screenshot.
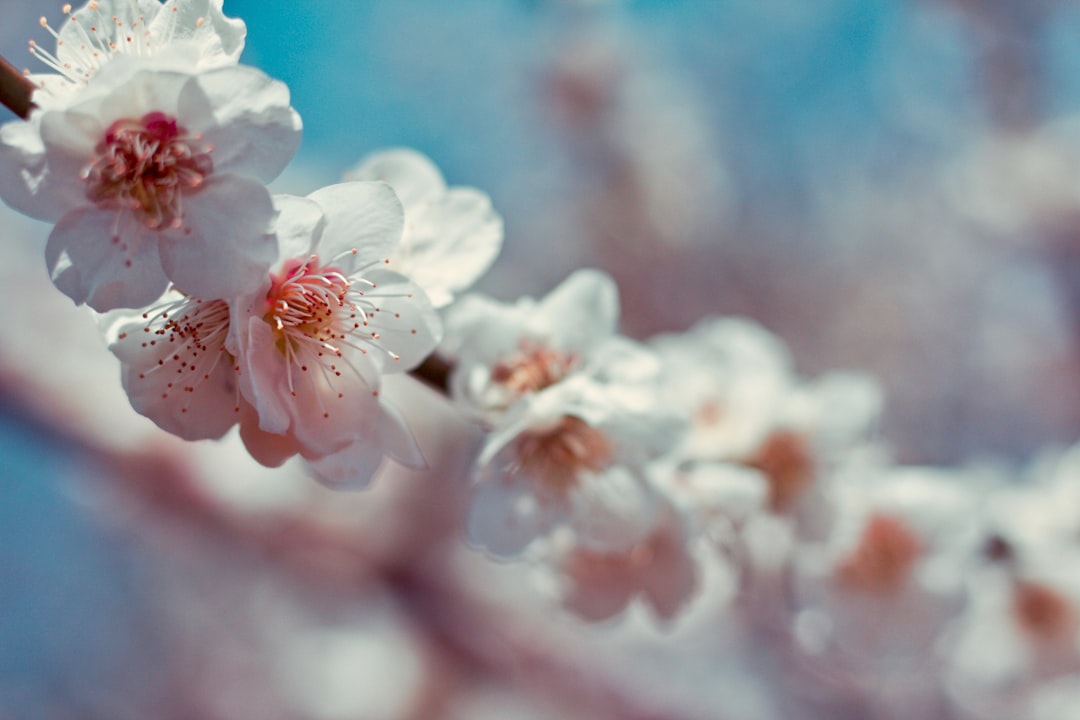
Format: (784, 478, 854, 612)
(306, 436, 387, 490)
(398, 187, 503, 307)
(344, 148, 445, 213)
(46, 207, 169, 311)
(158, 174, 277, 299)
(567, 467, 659, 553)
(189, 65, 301, 181)
(361, 269, 442, 372)
(271, 194, 324, 262)
(148, 0, 246, 68)
(541, 269, 619, 352)
(377, 399, 427, 470)
(466, 472, 556, 558)
(308, 182, 404, 274)
(56, 0, 165, 70)
(0, 116, 65, 221)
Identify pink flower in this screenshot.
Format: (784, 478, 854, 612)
(231, 186, 441, 485)
(108, 184, 442, 488)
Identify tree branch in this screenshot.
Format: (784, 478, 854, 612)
(0, 54, 35, 120)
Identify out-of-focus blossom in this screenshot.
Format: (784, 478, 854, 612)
(466, 372, 685, 559)
(232, 185, 441, 486)
(552, 500, 699, 622)
(443, 269, 631, 422)
(0, 60, 300, 310)
(345, 148, 504, 308)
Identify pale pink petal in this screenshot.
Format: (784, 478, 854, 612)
(561, 554, 635, 622)
(46, 207, 169, 310)
(344, 148, 445, 213)
(640, 523, 699, 620)
(237, 316, 293, 435)
(112, 312, 240, 441)
(158, 174, 277, 299)
(308, 182, 404, 275)
(238, 401, 304, 467)
(189, 66, 301, 181)
(566, 466, 659, 553)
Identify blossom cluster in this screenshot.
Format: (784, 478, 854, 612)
(8, 13, 1080, 717)
(0, 0, 504, 485)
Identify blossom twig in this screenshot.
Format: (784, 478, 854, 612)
(0, 54, 34, 120)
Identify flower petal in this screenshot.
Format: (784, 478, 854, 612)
(158, 174, 277, 299)
(541, 269, 619, 352)
(188, 65, 301, 181)
(46, 207, 169, 311)
(238, 400, 304, 467)
(567, 466, 659, 553)
(344, 148, 445, 213)
(111, 305, 240, 441)
(305, 436, 388, 490)
(467, 471, 558, 558)
(360, 269, 442, 372)
(307, 182, 404, 275)
(148, 0, 247, 68)
(271, 193, 324, 263)
(399, 187, 503, 307)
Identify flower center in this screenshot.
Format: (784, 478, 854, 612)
(263, 254, 399, 414)
(491, 341, 577, 396)
(835, 514, 921, 595)
(84, 112, 213, 229)
(517, 416, 613, 497)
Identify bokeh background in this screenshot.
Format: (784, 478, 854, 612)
(4, 1, 1080, 718)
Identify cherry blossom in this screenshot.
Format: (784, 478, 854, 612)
(466, 372, 685, 558)
(231, 186, 441, 484)
(552, 501, 700, 622)
(0, 61, 300, 310)
(345, 148, 504, 308)
(28, 0, 246, 95)
(443, 269, 638, 422)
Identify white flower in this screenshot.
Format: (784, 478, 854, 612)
(231, 185, 442, 484)
(344, 148, 503, 308)
(651, 316, 793, 461)
(466, 372, 685, 558)
(0, 61, 300, 310)
(444, 269, 645, 421)
(28, 0, 245, 97)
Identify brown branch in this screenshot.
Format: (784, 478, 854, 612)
(0, 54, 35, 120)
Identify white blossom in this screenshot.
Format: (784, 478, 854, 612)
(0, 60, 300, 310)
(345, 148, 503, 308)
